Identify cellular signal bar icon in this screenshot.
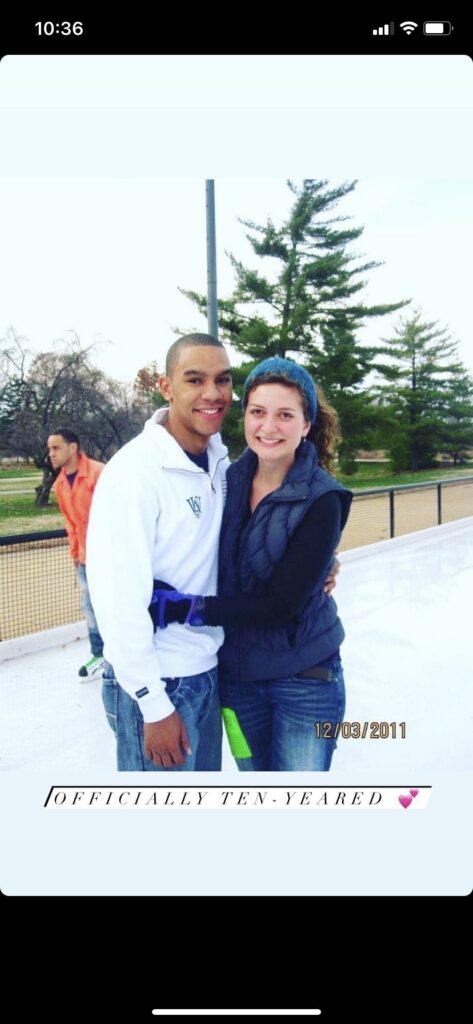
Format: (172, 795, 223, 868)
(373, 23, 394, 35)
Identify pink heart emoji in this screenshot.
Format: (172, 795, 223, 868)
(399, 795, 412, 809)
(409, 789, 419, 798)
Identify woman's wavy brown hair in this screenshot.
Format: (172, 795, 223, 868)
(244, 372, 340, 473)
(309, 384, 340, 473)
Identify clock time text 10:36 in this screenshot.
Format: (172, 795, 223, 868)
(34, 22, 84, 35)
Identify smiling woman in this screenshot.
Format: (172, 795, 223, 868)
(151, 356, 353, 773)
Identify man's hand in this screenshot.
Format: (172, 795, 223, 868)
(144, 711, 192, 767)
(324, 555, 340, 595)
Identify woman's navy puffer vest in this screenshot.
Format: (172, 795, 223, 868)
(218, 441, 352, 683)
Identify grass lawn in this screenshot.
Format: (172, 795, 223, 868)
(337, 463, 473, 490)
(0, 462, 472, 537)
(0, 493, 64, 536)
(0, 479, 42, 493)
(0, 466, 42, 479)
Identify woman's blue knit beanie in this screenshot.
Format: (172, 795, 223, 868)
(242, 357, 318, 423)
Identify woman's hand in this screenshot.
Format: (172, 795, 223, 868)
(149, 588, 205, 628)
(324, 554, 340, 595)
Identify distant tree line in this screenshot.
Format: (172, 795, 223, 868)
(2, 179, 472, 500)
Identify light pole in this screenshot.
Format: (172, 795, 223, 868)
(205, 179, 218, 339)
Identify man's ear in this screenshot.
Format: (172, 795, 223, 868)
(158, 374, 172, 401)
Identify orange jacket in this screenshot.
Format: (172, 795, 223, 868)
(53, 453, 104, 564)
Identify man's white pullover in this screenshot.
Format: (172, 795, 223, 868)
(86, 408, 229, 722)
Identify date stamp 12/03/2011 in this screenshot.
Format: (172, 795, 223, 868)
(315, 721, 407, 739)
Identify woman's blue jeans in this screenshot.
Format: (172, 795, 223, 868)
(220, 654, 346, 771)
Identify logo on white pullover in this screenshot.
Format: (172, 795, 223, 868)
(186, 496, 202, 518)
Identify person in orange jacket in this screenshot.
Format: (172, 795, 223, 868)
(48, 428, 105, 680)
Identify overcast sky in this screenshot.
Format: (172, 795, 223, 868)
(1, 55, 471, 382)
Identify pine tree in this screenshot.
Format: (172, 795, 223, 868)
(181, 179, 409, 464)
(373, 312, 471, 471)
(437, 365, 473, 465)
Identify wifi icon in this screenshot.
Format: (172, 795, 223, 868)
(400, 21, 418, 34)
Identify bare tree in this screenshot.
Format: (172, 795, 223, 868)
(1, 331, 146, 505)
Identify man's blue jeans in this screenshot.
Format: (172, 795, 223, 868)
(76, 563, 103, 657)
(102, 662, 222, 771)
(220, 654, 346, 771)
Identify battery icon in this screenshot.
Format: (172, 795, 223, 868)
(423, 21, 452, 35)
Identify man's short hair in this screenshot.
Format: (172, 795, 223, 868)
(50, 428, 81, 449)
(165, 333, 225, 376)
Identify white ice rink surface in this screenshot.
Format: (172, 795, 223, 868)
(1, 518, 472, 775)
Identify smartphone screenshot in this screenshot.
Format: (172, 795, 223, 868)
(0, 13, 470, 1018)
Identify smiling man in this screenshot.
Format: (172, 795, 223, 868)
(86, 334, 233, 771)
